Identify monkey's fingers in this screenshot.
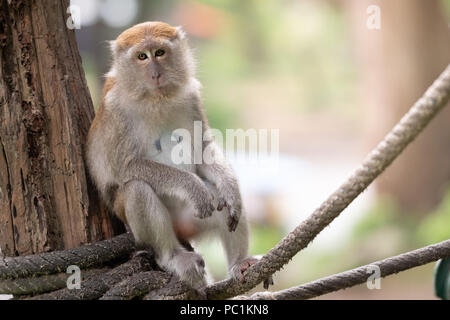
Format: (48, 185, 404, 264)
(235, 257, 274, 289)
(227, 213, 239, 232)
(195, 202, 216, 219)
(217, 199, 227, 211)
(263, 275, 274, 290)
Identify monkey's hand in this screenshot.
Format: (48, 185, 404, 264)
(216, 179, 242, 232)
(189, 174, 216, 219)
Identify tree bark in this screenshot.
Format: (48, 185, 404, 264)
(0, 0, 124, 257)
(344, 0, 450, 214)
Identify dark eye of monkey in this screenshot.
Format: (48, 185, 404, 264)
(137, 52, 148, 60)
(154, 49, 165, 57)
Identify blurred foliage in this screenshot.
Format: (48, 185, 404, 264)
(352, 197, 406, 241)
(417, 189, 450, 244)
(194, 0, 358, 131)
(249, 224, 285, 255)
(343, 188, 450, 267)
(79, 0, 359, 130)
(352, 189, 450, 248)
(199, 223, 284, 280)
(442, 0, 450, 18)
(80, 53, 101, 108)
(285, 190, 450, 288)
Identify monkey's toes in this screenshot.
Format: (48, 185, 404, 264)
(263, 275, 274, 289)
(227, 213, 240, 232)
(231, 257, 259, 282)
(231, 257, 275, 289)
(217, 199, 227, 211)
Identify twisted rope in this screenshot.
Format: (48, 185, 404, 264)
(0, 233, 134, 294)
(242, 239, 450, 299)
(205, 64, 450, 299)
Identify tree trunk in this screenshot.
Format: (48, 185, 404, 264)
(344, 0, 450, 215)
(0, 0, 124, 257)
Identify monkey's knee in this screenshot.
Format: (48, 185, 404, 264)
(114, 180, 162, 227)
(123, 180, 154, 204)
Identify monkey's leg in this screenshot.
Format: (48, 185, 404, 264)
(218, 215, 273, 288)
(122, 180, 207, 288)
(200, 181, 273, 287)
(218, 212, 253, 278)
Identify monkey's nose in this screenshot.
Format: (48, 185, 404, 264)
(152, 72, 161, 80)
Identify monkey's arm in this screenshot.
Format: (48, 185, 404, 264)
(123, 158, 216, 219)
(196, 141, 243, 232)
(190, 99, 243, 231)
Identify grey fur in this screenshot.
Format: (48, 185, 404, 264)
(87, 22, 257, 288)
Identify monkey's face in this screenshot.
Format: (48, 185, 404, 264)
(113, 22, 194, 99)
(130, 39, 189, 97)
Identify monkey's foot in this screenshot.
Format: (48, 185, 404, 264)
(170, 250, 207, 289)
(231, 257, 274, 289)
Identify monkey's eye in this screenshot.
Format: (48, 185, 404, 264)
(137, 52, 149, 61)
(154, 49, 165, 57)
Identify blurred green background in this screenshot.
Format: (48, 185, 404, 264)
(72, 0, 450, 299)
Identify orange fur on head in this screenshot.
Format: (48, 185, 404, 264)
(115, 21, 178, 50)
(102, 77, 116, 97)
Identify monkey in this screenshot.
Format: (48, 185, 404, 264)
(86, 21, 263, 288)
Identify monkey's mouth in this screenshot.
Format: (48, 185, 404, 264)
(155, 81, 166, 89)
(150, 77, 168, 90)
(148, 82, 176, 97)
(153, 83, 168, 92)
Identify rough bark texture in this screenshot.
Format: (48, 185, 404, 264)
(0, 0, 124, 257)
(344, 0, 450, 214)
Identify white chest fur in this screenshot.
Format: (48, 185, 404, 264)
(130, 106, 196, 173)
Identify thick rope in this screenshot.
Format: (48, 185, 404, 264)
(0, 268, 108, 296)
(204, 64, 450, 300)
(28, 252, 152, 300)
(100, 270, 172, 300)
(241, 239, 450, 299)
(0, 233, 134, 285)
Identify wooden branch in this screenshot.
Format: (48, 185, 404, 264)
(204, 64, 450, 300)
(0, 233, 134, 294)
(239, 239, 450, 299)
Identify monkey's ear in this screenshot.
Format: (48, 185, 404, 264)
(175, 26, 187, 40)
